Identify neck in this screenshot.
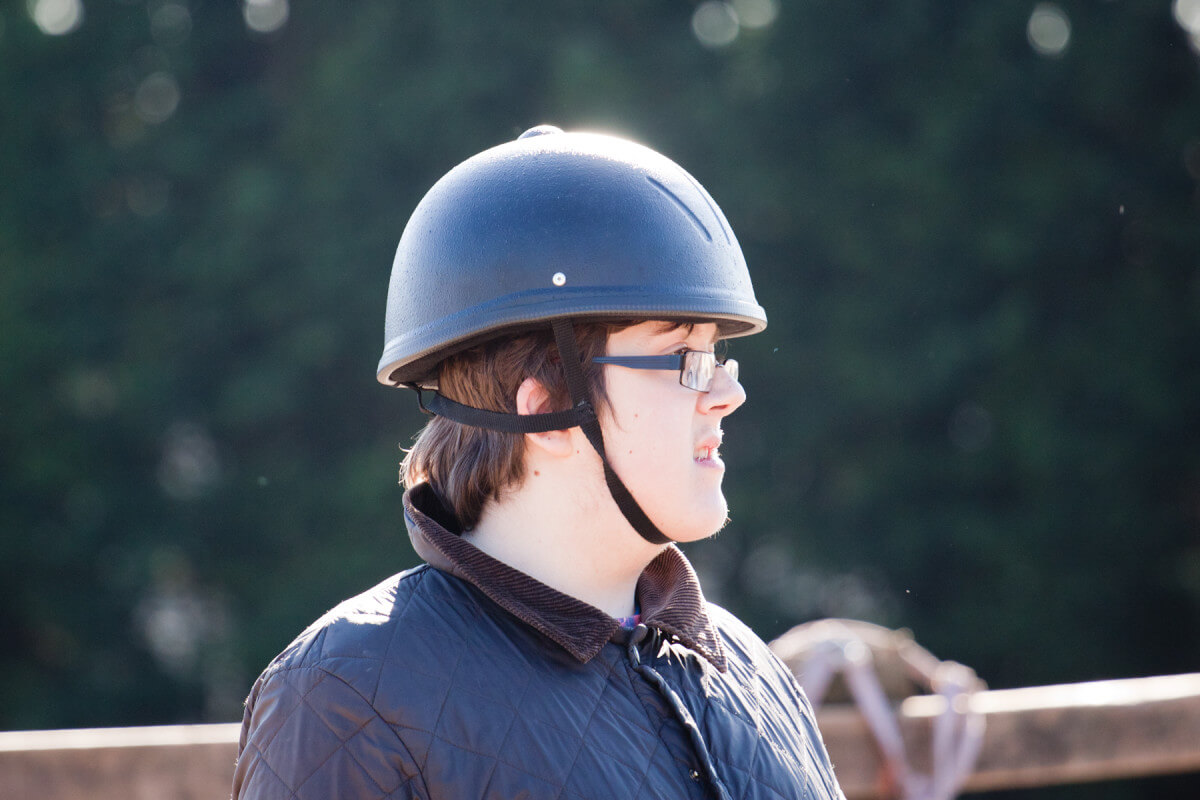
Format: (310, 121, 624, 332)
(464, 458, 667, 618)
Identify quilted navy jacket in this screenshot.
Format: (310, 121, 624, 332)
(232, 485, 845, 800)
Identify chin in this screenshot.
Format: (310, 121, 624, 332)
(664, 500, 730, 543)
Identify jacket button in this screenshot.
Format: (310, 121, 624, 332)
(689, 769, 702, 782)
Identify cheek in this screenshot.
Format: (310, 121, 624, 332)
(602, 377, 697, 461)
(616, 411, 691, 471)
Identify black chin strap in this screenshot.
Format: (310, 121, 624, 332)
(404, 319, 672, 545)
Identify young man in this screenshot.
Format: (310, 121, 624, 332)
(232, 127, 844, 799)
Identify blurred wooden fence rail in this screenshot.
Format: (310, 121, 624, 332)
(1, 673, 1198, 800)
(0, 722, 240, 800)
(824, 672, 1200, 798)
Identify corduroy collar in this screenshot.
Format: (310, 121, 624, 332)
(403, 483, 728, 672)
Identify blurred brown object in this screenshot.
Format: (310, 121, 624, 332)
(771, 620, 1200, 799)
(773, 619, 986, 800)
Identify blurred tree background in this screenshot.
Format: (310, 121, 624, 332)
(2, 1, 1199, 797)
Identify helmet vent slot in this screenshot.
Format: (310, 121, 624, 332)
(646, 176, 712, 243)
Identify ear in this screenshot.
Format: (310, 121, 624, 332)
(516, 377, 573, 458)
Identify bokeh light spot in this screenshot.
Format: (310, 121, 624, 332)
(150, 2, 192, 47)
(157, 421, 221, 499)
(1027, 3, 1071, 57)
(1174, 0, 1200, 33)
(60, 368, 119, 418)
(134, 72, 180, 124)
(243, 0, 288, 34)
(134, 555, 229, 678)
(693, 1, 739, 49)
(731, 0, 778, 30)
(1173, 0, 1200, 51)
(27, 0, 83, 36)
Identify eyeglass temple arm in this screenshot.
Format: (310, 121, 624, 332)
(590, 355, 685, 370)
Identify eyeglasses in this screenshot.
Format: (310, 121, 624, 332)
(591, 350, 739, 392)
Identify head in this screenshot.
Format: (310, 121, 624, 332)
(381, 126, 766, 544)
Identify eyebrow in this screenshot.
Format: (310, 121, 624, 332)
(648, 321, 720, 347)
(648, 321, 695, 335)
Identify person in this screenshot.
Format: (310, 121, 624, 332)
(231, 126, 845, 800)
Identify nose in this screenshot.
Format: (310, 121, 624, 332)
(698, 363, 746, 417)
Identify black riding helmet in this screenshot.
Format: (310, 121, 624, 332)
(378, 126, 767, 544)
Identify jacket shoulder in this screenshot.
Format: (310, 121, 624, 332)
(705, 602, 777, 661)
(704, 602, 820, 723)
(234, 661, 428, 799)
(265, 564, 488, 701)
(235, 565, 469, 800)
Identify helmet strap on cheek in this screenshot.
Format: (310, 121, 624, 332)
(550, 319, 672, 546)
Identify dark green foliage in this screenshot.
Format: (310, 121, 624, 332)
(2, 2, 1198, 796)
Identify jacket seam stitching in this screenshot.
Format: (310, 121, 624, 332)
(476, 670, 534, 797)
(369, 566, 430, 705)
(252, 665, 431, 799)
(239, 670, 330, 798)
(314, 665, 431, 798)
(549, 665, 613, 800)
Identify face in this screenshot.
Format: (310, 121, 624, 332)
(596, 321, 747, 543)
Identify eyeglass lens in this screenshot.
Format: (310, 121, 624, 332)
(681, 351, 738, 391)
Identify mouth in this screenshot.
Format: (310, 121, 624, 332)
(694, 434, 723, 464)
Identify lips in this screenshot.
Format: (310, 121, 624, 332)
(694, 432, 723, 463)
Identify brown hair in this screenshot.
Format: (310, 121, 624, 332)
(401, 321, 637, 530)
